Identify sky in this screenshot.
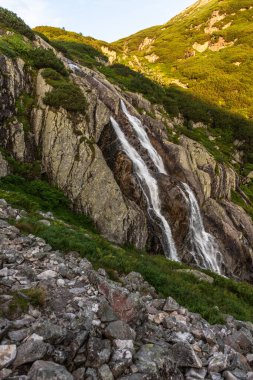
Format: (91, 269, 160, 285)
(0, 0, 195, 42)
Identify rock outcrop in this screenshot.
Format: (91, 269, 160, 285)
(0, 200, 253, 379)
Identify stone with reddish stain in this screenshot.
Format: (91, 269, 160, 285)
(97, 278, 143, 323)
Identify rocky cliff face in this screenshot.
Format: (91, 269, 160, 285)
(0, 43, 253, 281)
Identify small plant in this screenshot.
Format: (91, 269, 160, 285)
(7, 288, 46, 319)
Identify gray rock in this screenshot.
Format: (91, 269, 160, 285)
(37, 270, 58, 280)
(208, 352, 229, 373)
(38, 219, 51, 226)
(0, 199, 8, 207)
(72, 367, 86, 380)
(28, 360, 73, 380)
(0, 220, 9, 229)
(247, 354, 253, 366)
(105, 321, 136, 340)
(230, 369, 248, 379)
(13, 341, 49, 368)
(168, 331, 194, 344)
(163, 297, 179, 312)
(35, 322, 67, 344)
(0, 319, 11, 340)
(134, 343, 170, 376)
(98, 364, 114, 380)
(110, 349, 132, 377)
(97, 301, 118, 322)
(0, 268, 8, 277)
(114, 340, 134, 351)
(8, 328, 29, 342)
(0, 345, 16, 370)
(86, 367, 99, 380)
(118, 375, 147, 380)
(185, 368, 207, 380)
(172, 342, 202, 368)
(223, 371, 239, 380)
(209, 374, 222, 380)
(0, 368, 12, 379)
(86, 337, 111, 368)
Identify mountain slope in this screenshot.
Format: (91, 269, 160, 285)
(111, 0, 253, 119)
(1, 6, 253, 282)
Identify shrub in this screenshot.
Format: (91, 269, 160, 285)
(44, 82, 87, 114)
(42, 67, 63, 82)
(29, 48, 68, 76)
(0, 7, 34, 40)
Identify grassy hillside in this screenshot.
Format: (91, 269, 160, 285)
(112, 0, 253, 120)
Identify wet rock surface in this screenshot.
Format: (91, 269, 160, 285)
(0, 200, 253, 379)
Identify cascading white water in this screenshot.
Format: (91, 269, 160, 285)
(121, 100, 167, 174)
(180, 183, 222, 274)
(110, 116, 179, 261)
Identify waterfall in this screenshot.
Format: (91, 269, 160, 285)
(121, 100, 167, 174)
(113, 101, 222, 273)
(110, 116, 179, 261)
(180, 183, 222, 274)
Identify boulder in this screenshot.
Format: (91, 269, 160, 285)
(98, 364, 114, 380)
(28, 360, 73, 380)
(0, 345, 16, 370)
(13, 341, 49, 368)
(105, 321, 136, 340)
(85, 337, 111, 368)
(172, 342, 202, 368)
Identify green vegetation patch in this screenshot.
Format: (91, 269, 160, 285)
(42, 68, 87, 114)
(15, 93, 34, 132)
(50, 40, 108, 69)
(2, 288, 46, 319)
(0, 7, 35, 40)
(29, 48, 68, 76)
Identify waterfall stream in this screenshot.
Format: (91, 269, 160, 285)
(121, 100, 167, 174)
(110, 116, 179, 261)
(180, 183, 222, 273)
(111, 101, 222, 273)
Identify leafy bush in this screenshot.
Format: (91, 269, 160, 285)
(44, 82, 87, 114)
(29, 48, 68, 76)
(0, 7, 34, 40)
(41, 67, 64, 83)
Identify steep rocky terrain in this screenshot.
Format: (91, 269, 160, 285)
(0, 7, 253, 281)
(0, 7, 253, 379)
(1, 31, 253, 280)
(1, 199, 253, 380)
